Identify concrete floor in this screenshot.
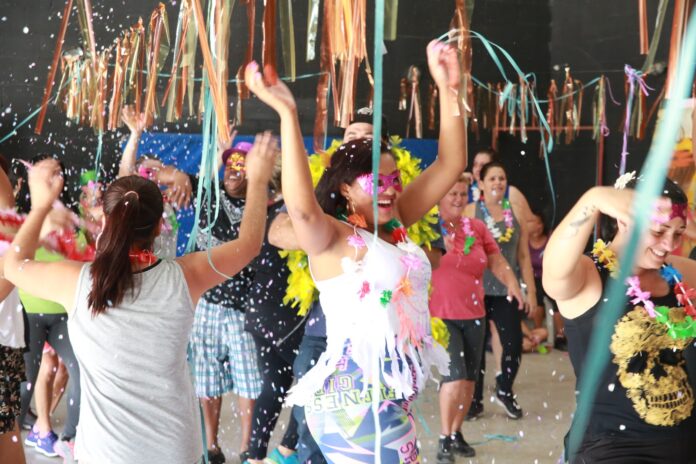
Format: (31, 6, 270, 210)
(24, 350, 575, 464)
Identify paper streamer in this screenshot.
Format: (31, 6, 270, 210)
(279, 0, 296, 82)
(567, 7, 696, 459)
(371, 0, 385, 461)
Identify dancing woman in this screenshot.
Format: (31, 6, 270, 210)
(3, 137, 277, 464)
(244, 39, 465, 463)
(544, 179, 696, 462)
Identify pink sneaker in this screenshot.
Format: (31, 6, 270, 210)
(54, 438, 76, 464)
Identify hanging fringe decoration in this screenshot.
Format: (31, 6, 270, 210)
(35, 0, 74, 135)
(666, 0, 695, 99)
(450, 0, 474, 129)
(76, 0, 97, 66)
(262, 0, 278, 83)
(384, 0, 399, 41)
(556, 66, 582, 144)
(641, 0, 670, 74)
(125, 19, 146, 114)
(163, 0, 197, 122)
(639, 0, 649, 55)
(620, 65, 652, 174)
(306, 0, 320, 61)
(311, 0, 331, 153)
(143, 3, 171, 127)
(405, 66, 422, 139)
(235, 0, 256, 125)
(279, 0, 296, 82)
(191, 0, 230, 144)
(427, 82, 438, 131)
(336, 0, 368, 128)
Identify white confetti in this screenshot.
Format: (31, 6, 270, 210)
(22, 26, 29, 34)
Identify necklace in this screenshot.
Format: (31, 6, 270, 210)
(479, 198, 514, 243)
(440, 216, 476, 255)
(591, 239, 696, 339)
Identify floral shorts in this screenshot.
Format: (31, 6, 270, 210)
(0, 345, 25, 434)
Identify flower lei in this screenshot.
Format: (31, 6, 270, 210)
(440, 216, 476, 255)
(591, 239, 696, 340)
(479, 198, 515, 243)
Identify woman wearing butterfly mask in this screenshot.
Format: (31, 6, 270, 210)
(544, 176, 696, 463)
(245, 40, 466, 463)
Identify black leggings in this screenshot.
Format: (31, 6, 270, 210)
(474, 295, 523, 401)
(20, 312, 81, 438)
(248, 335, 299, 459)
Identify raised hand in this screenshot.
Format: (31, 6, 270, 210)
(244, 61, 297, 116)
(426, 40, 460, 90)
(121, 105, 147, 134)
(245, 131, 280, 186)
(27, 158, 64, 211)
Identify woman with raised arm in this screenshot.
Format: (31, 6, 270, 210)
(3, 134, 277, 464)
(464, 160, 536, 420)
(543, 178, 696, 462)
(245, 40, 466, 463)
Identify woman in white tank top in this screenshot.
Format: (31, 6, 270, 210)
(243, 40, 467, 463)
(3, 134, 278, 464)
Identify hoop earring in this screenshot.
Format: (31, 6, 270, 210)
(346, 197, 367, 228)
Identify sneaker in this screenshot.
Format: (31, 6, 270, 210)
(495, 392, 523, 419)
(36, 430, 59, 457)
(436, 436, 455, 464)
(24, 425, 40, 447)
(266, 448, 299, 464)
(465, 401, 484, 421)
(54, 437, 76, 464)
(452, 431, 476, 457)
(207, 448, 226, 464)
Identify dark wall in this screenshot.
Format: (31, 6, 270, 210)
(0, 0, 669, 225)
(546, 0, 674, 222)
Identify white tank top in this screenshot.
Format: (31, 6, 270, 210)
(286, 227, 449, 406)
(68, 260, 202, 464)
(0, 288, 23, 348)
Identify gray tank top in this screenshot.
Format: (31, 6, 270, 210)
(475, 201, 521, 296)
(68, 260, 202, 463)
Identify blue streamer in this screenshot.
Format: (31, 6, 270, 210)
(438, 28, 558, 224)
(567, 7, 696, 459)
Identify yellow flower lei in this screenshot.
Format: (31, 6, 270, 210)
(279, 136, 441, 316)
(591, 239, 619, 276)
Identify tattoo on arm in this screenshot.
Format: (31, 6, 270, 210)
(565, 206, 597, 237)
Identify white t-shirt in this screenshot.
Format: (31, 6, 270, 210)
(0, 288, 24, 348)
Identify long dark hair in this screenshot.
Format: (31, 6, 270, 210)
(314, 137, 390, 218)
(88, 176, 163, 316)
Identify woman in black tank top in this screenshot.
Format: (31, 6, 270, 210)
(543, 178, 696, 464)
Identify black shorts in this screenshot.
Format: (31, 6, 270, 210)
(571, 436, 696, 463)
(0, 345, 25, 434)
(441, 318, 485, 382)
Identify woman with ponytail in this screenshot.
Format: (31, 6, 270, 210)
(3, 133, 277, 464)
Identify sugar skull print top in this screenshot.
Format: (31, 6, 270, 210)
(563, 258, 696, 443)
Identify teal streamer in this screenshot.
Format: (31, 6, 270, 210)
(0, 80, 70, 145)
(371, 3, 385, 462)
(93, 130, 104, 182)
(471, 75, 601, 105)
(439, 28, 558, 224)
(567, 7, 696, 459)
